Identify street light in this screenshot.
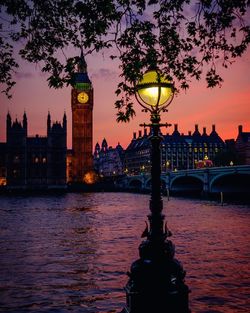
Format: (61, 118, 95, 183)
(135, 69, 174, 111)
(122, 69, 190, 313)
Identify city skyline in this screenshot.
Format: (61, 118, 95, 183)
(0, 49, 249, 149)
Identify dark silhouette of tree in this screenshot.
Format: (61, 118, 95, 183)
(1, 1, 249, 121)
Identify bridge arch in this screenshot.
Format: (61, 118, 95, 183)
(145, 178, 166, 190)
(128, 178, 143, 189)
(210, 173, 250, 192)
(170, 175, 204, 192)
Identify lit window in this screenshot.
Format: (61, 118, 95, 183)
(34, 157, 39, 163)
(42, 157, 47, 163)
(14, 156, 20, 163)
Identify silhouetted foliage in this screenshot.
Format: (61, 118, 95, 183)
(1, 1, 249, 120)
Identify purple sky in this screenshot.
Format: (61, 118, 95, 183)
(0, 49, 250, 150)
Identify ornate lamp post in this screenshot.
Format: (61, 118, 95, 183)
(122, 69, 190, 313)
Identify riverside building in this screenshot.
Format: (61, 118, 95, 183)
(93, 139, 124, 177)
(124, 124, 225, 175)
(0, 112, 67, 189)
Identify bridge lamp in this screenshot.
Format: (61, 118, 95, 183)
(122, 69, 190, 313)
(166, 160, 170, 170)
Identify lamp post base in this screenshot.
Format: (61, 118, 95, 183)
(121, 237, 190, 313)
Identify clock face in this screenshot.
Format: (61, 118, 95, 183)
(77, 92, 89, 104)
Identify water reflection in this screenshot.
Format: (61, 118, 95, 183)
(0, 193, 249, 312)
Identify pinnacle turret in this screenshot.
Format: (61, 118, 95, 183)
(77, 49, 87, 73)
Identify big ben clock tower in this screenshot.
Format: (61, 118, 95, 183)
(71, 52, 93, 183)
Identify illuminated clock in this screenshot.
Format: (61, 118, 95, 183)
(77, 92, 89, 104)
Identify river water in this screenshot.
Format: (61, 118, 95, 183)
(0, 192, 249, 313)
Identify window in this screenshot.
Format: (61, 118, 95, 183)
(14, 156, 20, 163)
(13, 169, 19, 177)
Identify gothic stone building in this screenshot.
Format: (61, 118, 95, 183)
(0, 112, 67, 189)
(94, 139, 124, 177)
(0, 142, 6, 186)
(69, 52, 94, 183)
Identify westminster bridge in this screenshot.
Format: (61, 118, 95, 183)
(116, 165, 250, 194)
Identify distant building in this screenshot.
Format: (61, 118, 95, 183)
(124, 129, 151, 175)
(0, 112, 67, 189)
(66, 149, 73, 183)
(94, 139, 124, 176)
(0, 143, 7, 186)
(235, 125, 250, 165)
(124, 124, 225, 175)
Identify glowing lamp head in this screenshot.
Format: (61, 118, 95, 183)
(135, 69, 174, 112)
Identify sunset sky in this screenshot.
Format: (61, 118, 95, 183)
(0, 48, 249, 150)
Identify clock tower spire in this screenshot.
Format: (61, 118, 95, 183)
(71, 52, 94, 183)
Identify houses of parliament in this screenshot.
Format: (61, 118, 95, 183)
(0, 53, 94, 189)
(0, 53, 249, 189)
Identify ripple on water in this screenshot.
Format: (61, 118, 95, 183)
(0, 192, 249, 313)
